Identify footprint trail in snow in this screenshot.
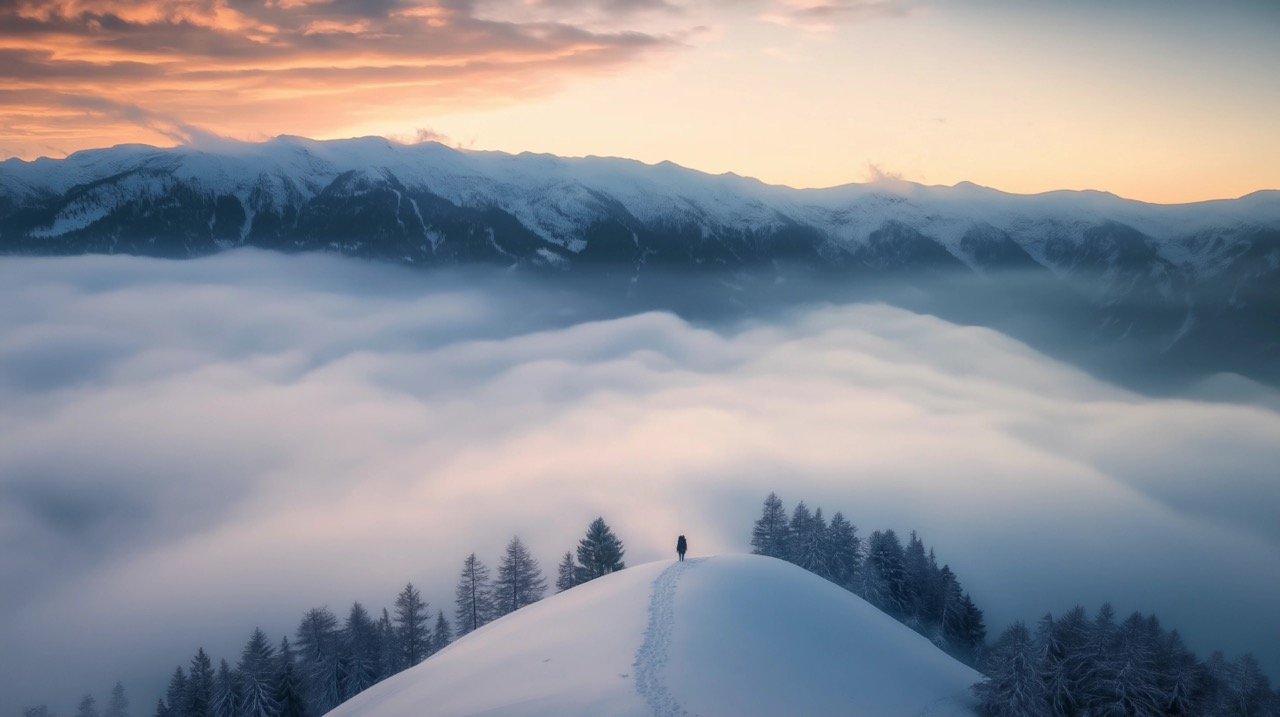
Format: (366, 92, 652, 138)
(633, 559, 702, 717)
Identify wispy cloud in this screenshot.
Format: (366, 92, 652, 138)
(0, 0, 678, 156)
(761, 0, 914, 31)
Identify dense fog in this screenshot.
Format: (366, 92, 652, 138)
(1, 251, 1277, 715)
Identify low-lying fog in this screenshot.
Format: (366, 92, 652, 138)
(1, 251, 1277, 714)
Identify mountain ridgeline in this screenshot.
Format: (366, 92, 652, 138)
(2, 136, 1278, 386)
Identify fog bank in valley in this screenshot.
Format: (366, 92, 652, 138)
(1, 251, 1277, 714)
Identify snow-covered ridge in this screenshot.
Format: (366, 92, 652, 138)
(2, 136, 1277, 271)
(325, 555, 979, 717)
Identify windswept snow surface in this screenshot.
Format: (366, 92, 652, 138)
(325, 555, 979, 717)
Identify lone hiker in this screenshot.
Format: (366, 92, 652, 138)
(676, 535, 687, 561)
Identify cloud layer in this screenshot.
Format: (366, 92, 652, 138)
(0, 251, 1278, 713)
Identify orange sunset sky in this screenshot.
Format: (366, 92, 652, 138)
(1, 0, 1277, 203)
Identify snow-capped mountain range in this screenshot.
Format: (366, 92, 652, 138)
(2, 136, 1277, 383)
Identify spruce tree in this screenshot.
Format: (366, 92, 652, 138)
(375, 608, 399, 677)
(455, 553, 495, 637)
(394, 584, 431, 668)
(275, 638, 307, 717)
(431, 610, 452, 656)
(826, 512, 861, 591)
(902, 531, 931, 626)
(153, 700, 169, 717)
(165, 668, 188, 717)
(294, 608, 342, 715)
(786, 501, 814, 566)
(209, 660, 240, 717)
(554, 552, 578, 592)
(186, 649, 214, 717)
(749, 492, 791, 559)
(574, 517, 625, 583)
(495, 536, 547, 616)
(105, 683, 129, 717)
(75, 696, 99, 717)
(793, 506, 831, 579)
(343, 602, 381, 696)
(865, 529, 907, 616)
(973, 622, 1046, 716)
(237, 628, 279, 717)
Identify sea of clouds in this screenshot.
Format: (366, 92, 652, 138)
(1, 250, 1277, 713)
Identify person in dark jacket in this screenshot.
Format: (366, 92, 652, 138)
(676, 535, 687, 561)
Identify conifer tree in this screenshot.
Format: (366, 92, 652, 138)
(275, 638, 307, 717)
(394, 584, 431, 669)
(431, 610, 452, 656)
(152, 700, 168, 717)
(785, 501, 814, 566)
(495, 536, 547, 616)
(375, 608, 399, 677)
(105, 682, 129, 717)
(973, 622, 1046, 716)
(455, 553, 496, 637)
(793, 506, 831, 579)
(574, 517, 625, 583)
(902, 531, 932, 626)
(294, 608, 342, 715)
(825, 512, 861, 591)
(75, 695, 99, 717)
(209, 660, 240, 717)
(165, 668, 188, 717)
(186, 650, 214, 717)
(237, 628, 279, 717)
(1158, 630, 1204, 716)
(959, 592, 987, 660)
(23, 706, 54, 717)
(749, 492, 791, 559)
(555, 552, 578, 592)
(343, 602, 381, 696)
(865, 529, 907, 616)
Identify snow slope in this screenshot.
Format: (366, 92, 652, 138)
(325, 555, 979, 717)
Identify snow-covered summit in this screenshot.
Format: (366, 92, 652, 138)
(325, 555, 979, 717)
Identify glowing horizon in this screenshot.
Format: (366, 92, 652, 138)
(2, 0, 1278, 204)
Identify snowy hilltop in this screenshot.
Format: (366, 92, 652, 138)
(324, 555, 980, 717)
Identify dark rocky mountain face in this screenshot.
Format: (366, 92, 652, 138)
(1, 138, 1277, 388)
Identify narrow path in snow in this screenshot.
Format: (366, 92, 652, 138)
(633, 559, 701, 717)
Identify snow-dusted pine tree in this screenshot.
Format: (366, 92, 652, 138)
(864, 529, 907, 617)
(375, 608, 398, 677)
(973, 622, 1046, 716)
(749, 492, 791, 559)
(76, 695, 99, 717)
(555, 552, 578, 592)
(104, 682, 129, 717)
(825, 511, 861, 591)
(455, 553, 496, 637)
(294, 607, 342, 715)
(209, 660, 240, 717)
(236, 629, 279, 717)
(343, 602, 381, 696)
(186, 649, 214, 717)
(275, 638, 307, 717)
(164, 668, 187, 717)
(494, 536, 547, 616)
(394, 584, 431, 669)
(575, 517, 625, 583)
(430, 610, 452, 656)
